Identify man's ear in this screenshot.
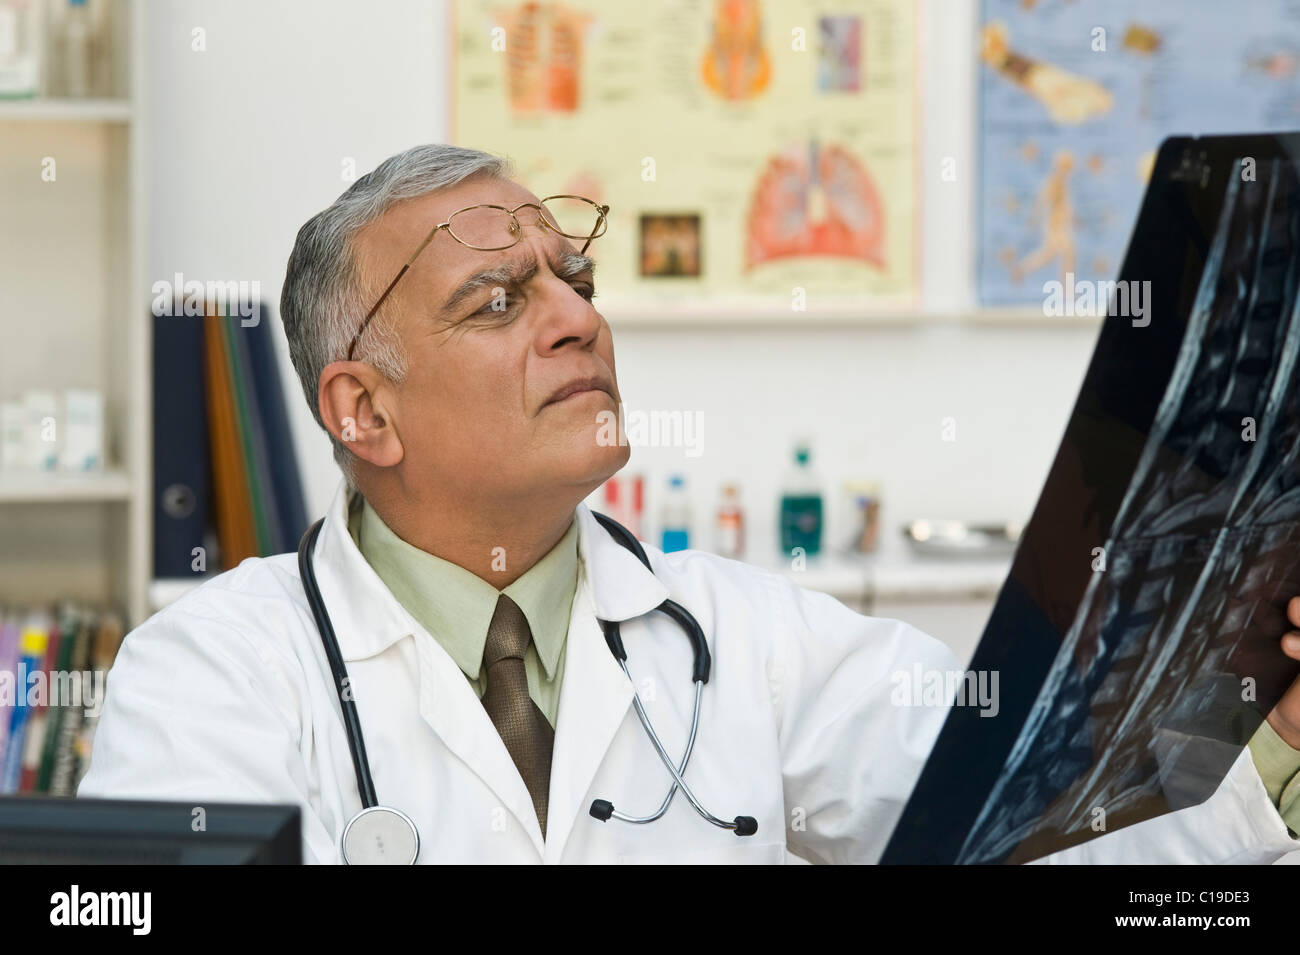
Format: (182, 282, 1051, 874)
(318, 360, 405, 470)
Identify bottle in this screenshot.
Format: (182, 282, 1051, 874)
(0, 0, 43, 98)
(660, 474, 691, 553)
(843, 479, 881, 553)
(779, 441, 823, 557)
(62, 0, 90, 98)
(714, 483, 745, 559)
(625, 472, 644, 540)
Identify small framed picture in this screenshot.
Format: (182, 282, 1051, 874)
(639, 214, 702, 277)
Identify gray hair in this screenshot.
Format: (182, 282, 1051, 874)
(280, 144, 515, 486)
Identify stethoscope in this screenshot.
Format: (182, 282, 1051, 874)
(297, 511, 757, 864)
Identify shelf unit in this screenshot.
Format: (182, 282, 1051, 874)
(601, 303, 1106, 328)
(0, 0, 148, 625)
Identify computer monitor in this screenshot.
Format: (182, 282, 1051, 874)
(0, 796, 302, 864)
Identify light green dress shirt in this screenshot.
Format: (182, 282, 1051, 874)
(1248, 720, 1300, 835)
(347, 495, 1300, 833)
(348, 497, 578, 729)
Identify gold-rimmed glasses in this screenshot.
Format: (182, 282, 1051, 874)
(345, 194, 610, 361)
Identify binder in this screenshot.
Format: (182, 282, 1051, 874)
(152, 310, 212, 577)
(220, 311, 275, 554)
(242, 304, 309, 552)
(155, 300, 310, 572)
(204, 308, 259, 567)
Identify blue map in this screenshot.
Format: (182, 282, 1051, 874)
(978, 0, 1300, 306)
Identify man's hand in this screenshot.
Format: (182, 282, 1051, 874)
(1268, 598, 1300, 749)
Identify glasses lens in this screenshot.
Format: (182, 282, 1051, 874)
(540, 197, 606, 241)
(446, 206, 520, 250)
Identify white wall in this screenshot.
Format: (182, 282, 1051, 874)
(144, 0, 1099, 558)
(143, 0, 443, 518)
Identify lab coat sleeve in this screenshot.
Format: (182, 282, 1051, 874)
(1032, 742, 1300, 864)
(768, 574, 961, 864)
(766, 574, 1300, 865)
(76, 604, 337, 864)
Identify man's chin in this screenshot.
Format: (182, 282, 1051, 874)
(553, 440, 631, 491)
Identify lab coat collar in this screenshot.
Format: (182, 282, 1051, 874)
(312, 480, 671, 661)
(573, 502, 671, 624)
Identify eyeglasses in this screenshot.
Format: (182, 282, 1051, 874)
(345, 194, 611, 361)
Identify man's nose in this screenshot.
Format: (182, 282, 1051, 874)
(527, 262, 600, 353)
(537, 284, 600, 353)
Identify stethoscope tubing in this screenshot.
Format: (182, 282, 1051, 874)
(298, 518, 379, 809)
(297, 508, 756, 850)
(604, 676, 703, 824)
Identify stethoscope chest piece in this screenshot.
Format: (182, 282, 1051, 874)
(341, 806, 420, 865)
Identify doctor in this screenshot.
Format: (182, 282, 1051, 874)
(80, 144, 1300, 864)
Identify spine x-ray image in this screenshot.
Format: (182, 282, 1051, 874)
(884, 134, 1300, 864)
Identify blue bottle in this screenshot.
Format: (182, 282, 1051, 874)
(661, 474, 691, 553)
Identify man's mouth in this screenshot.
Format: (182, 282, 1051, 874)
(545, 376, 613, 406)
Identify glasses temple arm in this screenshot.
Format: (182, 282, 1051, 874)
(346, 223, 446, 361)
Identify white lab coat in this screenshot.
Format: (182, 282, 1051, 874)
(79, 482, 1300, 864)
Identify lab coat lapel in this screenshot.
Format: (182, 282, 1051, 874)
(409, 627, 545, 855)
(544, 505, 670, 862)
(313, 480, 544, 854)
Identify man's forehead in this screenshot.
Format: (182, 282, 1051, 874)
(355, 177, 542, 272)
(377, 177, 539, 237)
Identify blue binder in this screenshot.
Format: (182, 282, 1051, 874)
(152, 311, 210, 577)
(239, 303, 308, 553)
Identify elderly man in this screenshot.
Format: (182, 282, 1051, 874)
(80, 144, 1300, 864)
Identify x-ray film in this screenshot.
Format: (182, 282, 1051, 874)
(883, 134, 1300, 864)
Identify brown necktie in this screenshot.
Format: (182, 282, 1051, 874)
(481, 593, 554, 837)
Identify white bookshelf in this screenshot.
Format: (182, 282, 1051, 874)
(0, 468, 132, 502)
(0, 97, 131, 122)
(0, 0, 148, 625)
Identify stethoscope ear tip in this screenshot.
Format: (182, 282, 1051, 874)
(589, 799, 615, 822)
(733, 816, 758, 836)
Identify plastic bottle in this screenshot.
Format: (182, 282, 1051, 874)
(660, 474, 691, 553)
(62, 0, 90, 98)
(0, 0, 43, 98)
(779, 441, 823, 556)
(714, 483, 745, 559)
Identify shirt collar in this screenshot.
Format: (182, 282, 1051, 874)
(351, 495, 578, 681)
(310, 480, 671, 665)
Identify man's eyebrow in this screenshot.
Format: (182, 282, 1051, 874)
(440, 248, 597, 314)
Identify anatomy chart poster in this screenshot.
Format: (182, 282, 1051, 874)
(451, 0, 918, 315)
(885, 136, 1300, 863)
(978, 0, 1300, 306)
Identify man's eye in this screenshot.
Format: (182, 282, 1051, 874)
(474, 298, 517, 317)
(472, 284, 593, 316)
